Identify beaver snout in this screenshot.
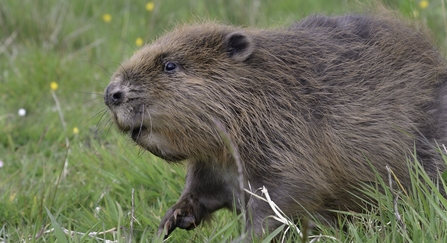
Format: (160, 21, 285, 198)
(104, 82, 125, 107)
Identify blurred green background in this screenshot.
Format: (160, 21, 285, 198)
(0, 0, 446, 242)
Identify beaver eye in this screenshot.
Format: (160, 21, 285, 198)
(164, 62, 178, 73)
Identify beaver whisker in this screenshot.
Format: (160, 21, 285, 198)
(145, 104, 154, 137)
(138, 104, 145, 140)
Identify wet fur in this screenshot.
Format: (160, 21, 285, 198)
(105, 13, 447, 238)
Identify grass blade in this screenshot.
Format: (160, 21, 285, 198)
(45, 207, 68, 243)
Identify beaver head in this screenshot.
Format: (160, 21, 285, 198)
(104, 23, 256, 162)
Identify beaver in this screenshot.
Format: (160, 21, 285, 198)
(104, 13, 447, 238)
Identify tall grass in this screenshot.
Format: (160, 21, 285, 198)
(1, 0, 446, 242)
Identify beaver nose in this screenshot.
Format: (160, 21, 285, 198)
(104, 83, 125, 106)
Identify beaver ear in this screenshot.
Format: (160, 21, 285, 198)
(225, 31, 253, 62)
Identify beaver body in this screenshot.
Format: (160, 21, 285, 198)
(105, 14, 447, 237)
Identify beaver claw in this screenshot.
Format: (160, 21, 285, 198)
(157, 207, 197, 238)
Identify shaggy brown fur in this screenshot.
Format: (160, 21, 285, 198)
(104, 13, 447, 238)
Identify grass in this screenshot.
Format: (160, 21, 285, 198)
(1, 0, 447, 242)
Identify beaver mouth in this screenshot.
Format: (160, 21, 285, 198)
(130, 125, 148, 141)
(129, 126, 188, 162)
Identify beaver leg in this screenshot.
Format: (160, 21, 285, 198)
(157, 162, 239, 238)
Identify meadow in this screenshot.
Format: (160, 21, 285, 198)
(1, 0, 447, 242)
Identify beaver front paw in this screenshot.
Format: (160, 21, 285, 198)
(157, 202, 200, 238)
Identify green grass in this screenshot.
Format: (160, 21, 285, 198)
(1, 0, 447, 242)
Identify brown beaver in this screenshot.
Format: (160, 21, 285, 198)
(104, 13, 447, 238)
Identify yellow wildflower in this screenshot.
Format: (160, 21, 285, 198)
(73, 127, 79, 135)
(102, 14, 112, 23)
(419, 0, 429, 9)
(136, 37, 144, 47)
(50, 81, 58, 91)
(146, 2, 155, 12)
